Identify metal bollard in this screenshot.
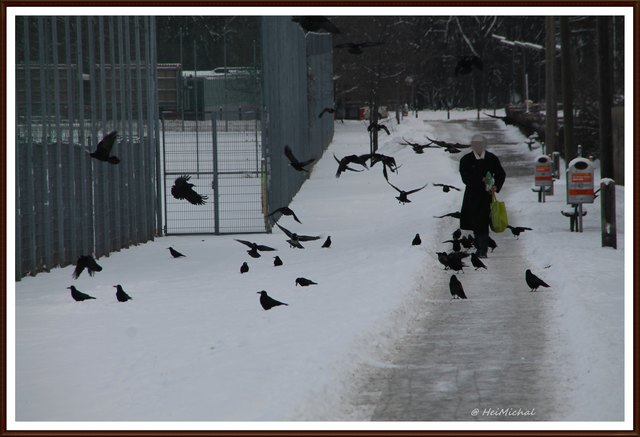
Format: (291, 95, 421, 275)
(600, 179, 617, 248)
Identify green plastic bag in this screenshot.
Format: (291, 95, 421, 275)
(490, 192, 508, 233)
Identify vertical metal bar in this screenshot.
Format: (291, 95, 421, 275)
(51, 17, 65, 266)
(144, 17, 157, 236)
(193, 45, 200, 176)
(211, 114, 220, 234)
(117, 16, 129, 247)
(64, 16, 78, 261)
(161, 114, 168, 234)
(87, 16, 101, 257)
(134, 17, 147, 242)
(109, 17, 121, 249)
(15, 128, 22, 279)
(151, 17, 163, 235)
(23, 17, 37, 274)
(124, 17, 136, 243)
(76, 16, 91, 255)
(98, 16, 110, 255)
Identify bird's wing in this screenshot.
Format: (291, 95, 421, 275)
(171, 175, 192, 199)
(318, 108, 329, 118)
(406, 183, 428, 195)
(522, 227, 533, 230)
(96, 131, 118, 156)
(72, 258, 87, 279)
(284, 146, 299, 165)
(297, 235, 321, 241)
(235, 239, 255, 249)
(276, 223, 294, 238)
(381, 125, 390, 135)
(291, 211, 302, 224)
(450, 185, 461, 191)
(298, 159, 315, 168)
(433, 183, 444, 187)
(86, 257, 103, 273)
(267, 207, 284, 217)
(386, 179, 402, 193)
(256, 244, 277, 251)
(183, 188, 208, 205)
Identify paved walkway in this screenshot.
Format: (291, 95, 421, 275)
(350, 119, 568, 421)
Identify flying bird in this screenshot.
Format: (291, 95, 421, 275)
(257, 290, 288, 310)
(72, 255, 103, 279)
(454, 55, 483, 76)
(276, 223, 321, 248)
(167, 247, 186, 258)
(507, 225, 533, 239)
(318, 107, 336, 118)
(89, 131, 120, 164)
(400, 138, 438, 154)
(273, 256, 283, 266)
(470, 253, 487, 270)
(67, 285, 96, 302)
(525, 269, 550, 292)
(268, 206, 302, 224)
(321, 236, 332, 248)
(367, 122, 390, 135)
(368, 153, 399, 180)
(240, 262, 249, 274)
(113, 284, 132, 302)
(171, 175, 208, 205)
(449, 275, 468, 299)
(386, 180, 428, 204)
(433, 183, 461, 193)
(433, 211, 461, 219)
(235, 239, 277, 258)
(284, 145, 315, 172)
(334, 154, 365, 178)
(291, 16, 340, 34)
(412, 233, 422, 246)
(425, 136, 471, 153)
(334, 41, 385, 55)
(295, 277, 318, 287)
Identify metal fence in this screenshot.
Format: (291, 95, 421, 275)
(15, 16, 160, 280)
(261, 17, 335, 229)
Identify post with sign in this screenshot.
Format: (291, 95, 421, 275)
(566, 157, 595, 232)
(600, 179, 617, 249)
(534, 155, 553, 202)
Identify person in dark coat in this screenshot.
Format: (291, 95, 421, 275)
(459, 134, 506, 258)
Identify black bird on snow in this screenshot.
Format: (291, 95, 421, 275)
(449, 275, 468, 299)
(167, 246, 186, 258)
(67, 285, 96, 302)
(257, 290, 288, 310)
(235, 239, 277, 258)
(113, 284, 132, 302)
(334, 154, 365, 178)
(460, 234, 475, 250)
(72, 255, 103, 279)
(386, 180, 428, 204)
(295, 277, 318, 287)
(412, 233, 422, 246)
(89, 131, 120, 164)
(240, 262, 249, 274)
(367, 122, 390, 135)
(291, 16, 340, 34)
(436, 252, 450, 269)
(487, 235, 497, 252)
(334, 41, 385, 55)
(171, 175, 208, 205)
(273, 256, 283, 266)
(446, 253, 468, 273)
(276, 223, 321, 248)
(452, 228, 462, 240)
(507, 225, 533, 239)
(318, 107, 336, 118)
(400, 138, 438, 154)
(525, 269, 550, 292)
(268, 206, 302, 224)
(442, 239, 462, 252)
(284, 145, 315, 172)
(470, 253, 487, 270)
(433, 183, 461, 193)
(321, 236, 332, 248)
(454, 55, 483, 76)
(433, 211, 461, 219)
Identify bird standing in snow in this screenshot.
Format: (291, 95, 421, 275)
(412, 233, 422, 246)
(296, 277, 317, 287)
(449, 275, 468, 299)
(240, 262, 249, 274)
(67, 285, 96, 301)
(525, 269, 550, 292)
(72, 255, 103, 279)
(114, 284, 132, 302)
(257, 291, 288, 310)
(167, 247, 186, 258)
(89, 131, 120, 164)
(171, 175, 208, 205)
(273, 256, 283, 266)
(470, 253, 487, 270)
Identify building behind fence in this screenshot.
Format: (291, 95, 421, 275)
(15, 16, 161, 280)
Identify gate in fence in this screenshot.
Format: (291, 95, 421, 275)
(161, 110, 267, 234)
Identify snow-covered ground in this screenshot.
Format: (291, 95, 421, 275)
(13, 110, 626, 424)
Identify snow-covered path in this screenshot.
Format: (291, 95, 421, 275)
(349, 119, 565, 421)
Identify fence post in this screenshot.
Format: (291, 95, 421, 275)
(601, 180, 617, 248)
(211, 113, 220, 234)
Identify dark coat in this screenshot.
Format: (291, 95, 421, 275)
(459, 150, 506, 232)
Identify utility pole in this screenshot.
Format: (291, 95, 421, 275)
(560, 17, 575, 167)
(544, 16, 557, 157)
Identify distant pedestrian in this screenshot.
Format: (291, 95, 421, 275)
(459, 134, 505, 258)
